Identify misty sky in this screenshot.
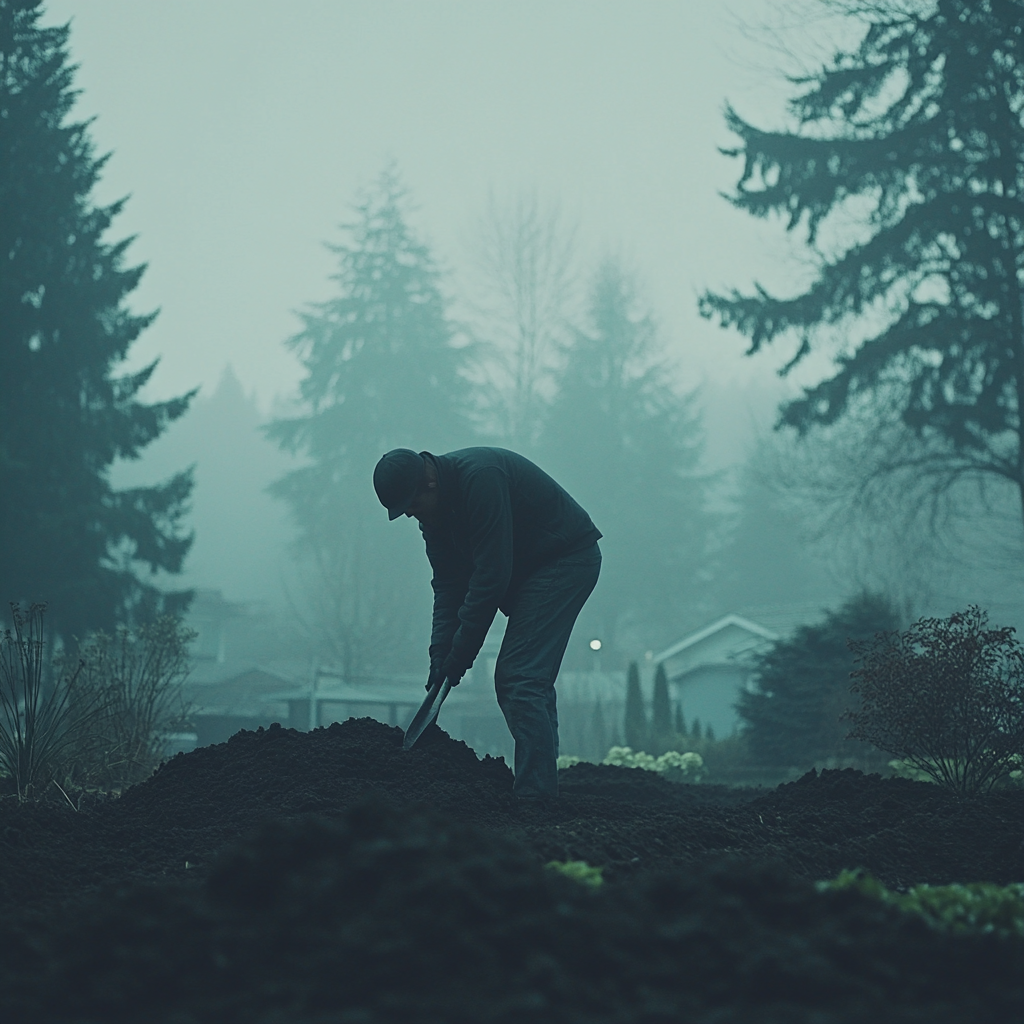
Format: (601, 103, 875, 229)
(44, 1, 853, 415)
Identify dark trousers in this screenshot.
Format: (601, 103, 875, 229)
(494, 542, 601, 799)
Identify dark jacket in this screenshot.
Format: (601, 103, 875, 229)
(421, 447, 601, 677)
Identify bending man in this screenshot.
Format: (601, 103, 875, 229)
(373, 447, 601, 801)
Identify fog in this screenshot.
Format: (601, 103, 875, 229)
(47, 0, 809, 407)
(37, 1, 1024, 710)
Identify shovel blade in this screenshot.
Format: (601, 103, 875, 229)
(403, 680, 452, 750)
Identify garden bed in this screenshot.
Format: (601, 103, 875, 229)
(0, 717, 1021, 1022)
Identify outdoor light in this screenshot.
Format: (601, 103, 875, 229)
(589, 638, 602, 651)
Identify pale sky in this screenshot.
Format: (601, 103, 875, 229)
(43, 0, 853, 416)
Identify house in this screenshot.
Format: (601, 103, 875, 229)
(183, 666, 294, 747)
(179, 589, 314, 747)
(652, 614, 779, 738)
(270, 667, 426, 732)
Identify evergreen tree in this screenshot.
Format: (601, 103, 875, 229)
(623, 660, 647, 751)
(267, 168, 470, 675)
(674, 702, 685, 735)
(0, 1, 195, 636)
(738, 592, 900, 768)
(591, 699, 608, 761)
(118, 366, 295, 605)
(701, 0, 1024, 531)
(714, 436, 840, 616)
(544, 260, 711, 657)
(651, 662, 673, 753)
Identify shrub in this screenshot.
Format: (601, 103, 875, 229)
(818, 869, 1024, 938)
(69, 616, 196, 790)
(0, 604, 105, 800)
(601, 745, 706, 781)
(846, 606, 1024, 797)
(738, 592, 900, 768)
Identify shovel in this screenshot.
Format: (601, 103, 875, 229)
(402, 678, 452, 750)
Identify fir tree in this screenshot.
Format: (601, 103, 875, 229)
(267, 168, 470, 674)
(651, 662, 673, 753)
(674, 702, 685, 736)
(624, 660, 647, 751)
(738, 592, 900, 768)
(591, 699, 608, 761)
(0, 1, 195, 636)
(544, 260, 711, 656)
(702, 0, 1024, 531)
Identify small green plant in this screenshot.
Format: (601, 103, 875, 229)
(556, 754, 582, 769)
(847, 606, 1024, 796)
(0, 604, 104, 800)
(545, 860, 604, 888)
(886, 759, 936, 784)
(602, 745, 706, 781)
(818, 869, 1024, 938)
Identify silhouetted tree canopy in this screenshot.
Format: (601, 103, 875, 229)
(0, 0, 195, 636)
(738, 592, 900, 768)
(267, 168, 470, 674)
(702, 0, 1024, 525)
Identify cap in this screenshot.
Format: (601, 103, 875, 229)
(373, 449, 426, 520)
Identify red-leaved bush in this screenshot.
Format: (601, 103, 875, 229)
(846, 606, 1024, 797)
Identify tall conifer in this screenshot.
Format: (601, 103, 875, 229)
(624, 660, 647, 751)
(702, 0, 1024, 529)
(651, 662, 673, 753)
(0, 1, 195, 635)
(544, 261, 710, 656)
(268, 168, 470, 674)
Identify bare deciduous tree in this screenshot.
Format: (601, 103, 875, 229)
(465, 190, 579, 447)
(764, 388, 1024, 621)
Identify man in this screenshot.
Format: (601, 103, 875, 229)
(373, 447, 601, 801)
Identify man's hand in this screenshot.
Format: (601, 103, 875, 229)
(441, 654, 465, 688)
(425, 655, 465, 691)
(426, 661, 446, 692)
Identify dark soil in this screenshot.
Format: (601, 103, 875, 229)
(1, 718, 1022, 1022)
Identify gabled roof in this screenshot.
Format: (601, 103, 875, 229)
(184, 666, 294, 716)
(653, 614, 778, 664)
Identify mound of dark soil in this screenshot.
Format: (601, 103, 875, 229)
(0, 718, 1022, 1022)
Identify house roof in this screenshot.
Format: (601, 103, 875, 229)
(184, 666, 294, 716)
(653, 614, 779, 664)
(270, 681, 426, 708)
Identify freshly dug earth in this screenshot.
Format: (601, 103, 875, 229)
(0, 718, 1021, 1022)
